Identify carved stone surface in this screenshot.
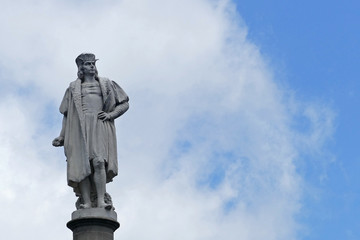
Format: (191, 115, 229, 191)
(75, 192, 114, 210)
(53, 53, 129, 211)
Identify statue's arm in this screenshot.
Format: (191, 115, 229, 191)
(59, 115, 67, 138)
(98, 101, 129, 121)
(53, 87, 70, 146)
(52, 115, 67, 147)
(98, 80, 129, 121)
(110, 80, 129, 120)
(109, 101, 129, 120)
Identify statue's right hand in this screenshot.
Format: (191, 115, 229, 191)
(52, 136, 64, 147)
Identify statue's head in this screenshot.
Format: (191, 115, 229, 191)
(75, 53, 99, 80)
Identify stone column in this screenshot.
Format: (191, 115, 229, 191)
(67, 208, 120, 240)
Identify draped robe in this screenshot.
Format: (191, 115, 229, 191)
(59, 77, 129, 193)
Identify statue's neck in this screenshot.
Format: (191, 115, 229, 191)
(82, 75, 96, 83)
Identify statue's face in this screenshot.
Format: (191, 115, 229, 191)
(82, 61, 97, 75)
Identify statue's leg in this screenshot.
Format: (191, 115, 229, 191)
(79, 177, 92, 209)
(93, 159, 110, 209)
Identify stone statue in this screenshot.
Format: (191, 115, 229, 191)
(52, 53, 129, 210)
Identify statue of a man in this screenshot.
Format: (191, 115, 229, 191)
(52, 53, 129, 210)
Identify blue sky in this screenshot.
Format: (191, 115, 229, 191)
(234, 1, 360, 239)
(0, 1, 357, 239)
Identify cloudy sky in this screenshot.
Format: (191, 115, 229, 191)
(0, 0, 358, 239)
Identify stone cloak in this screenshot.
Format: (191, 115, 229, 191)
(59, 77, 129, 194)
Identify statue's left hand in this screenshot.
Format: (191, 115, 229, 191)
(98, 111, 111, 121)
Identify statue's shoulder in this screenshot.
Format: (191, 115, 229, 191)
(98, 77, 113, 85)
(99, 77, 122, 92)
(60, 81, 74, 98)
(99, 77, 128, 102)
(69, 78, 81, 88)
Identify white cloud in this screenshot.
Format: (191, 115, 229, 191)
(0, 0, 333, 240)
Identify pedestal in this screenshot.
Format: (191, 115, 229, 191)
(67, 208, 120, 240)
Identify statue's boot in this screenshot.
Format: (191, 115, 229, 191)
(79, 203, 92, 209)
(98, 202, 112, 210)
